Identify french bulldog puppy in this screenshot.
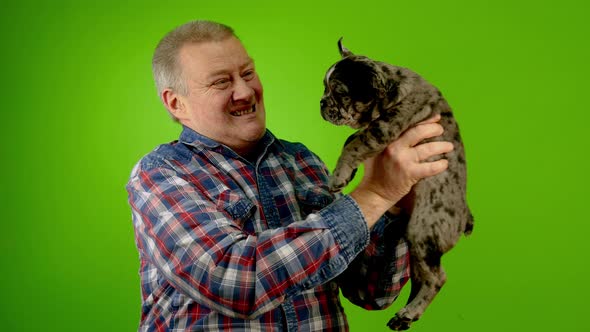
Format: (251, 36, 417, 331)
(320, 39, 474, 330)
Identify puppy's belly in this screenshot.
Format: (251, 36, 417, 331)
(406, 175, 467, 255)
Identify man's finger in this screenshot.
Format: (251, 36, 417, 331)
(416, 113, 441, 126)
(412, 159, 449, 179)
(414, 141, 454, 161)
(400, 122, 444, 148)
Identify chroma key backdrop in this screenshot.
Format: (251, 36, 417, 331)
(1, 0, 588, 331)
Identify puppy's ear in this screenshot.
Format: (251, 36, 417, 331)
(338, 37, 353, 58)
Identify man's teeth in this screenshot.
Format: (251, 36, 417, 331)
(231, 106, 256, 116)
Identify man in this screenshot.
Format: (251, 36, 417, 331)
(127, 20, 453, 331)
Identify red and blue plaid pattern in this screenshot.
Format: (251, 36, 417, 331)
(126, 127, 410, 331)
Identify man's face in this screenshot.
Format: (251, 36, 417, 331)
(174, 37, 266, 154)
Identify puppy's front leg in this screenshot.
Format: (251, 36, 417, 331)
(329, 122, 399, 192)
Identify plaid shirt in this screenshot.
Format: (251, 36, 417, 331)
(126, 126, 410, 331)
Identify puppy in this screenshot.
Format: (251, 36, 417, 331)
(320, 39, 473, 330)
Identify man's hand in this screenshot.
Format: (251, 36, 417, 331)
(350, 114, 454, 228)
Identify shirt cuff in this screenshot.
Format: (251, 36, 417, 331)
(317, 195, 370, 264)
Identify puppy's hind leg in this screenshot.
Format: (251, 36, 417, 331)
(387, 269, 424, 331)
(387, 241, 447, 330)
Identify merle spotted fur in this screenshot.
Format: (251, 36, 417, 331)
(320, 39, 474, 331)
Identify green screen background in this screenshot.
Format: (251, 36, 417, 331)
(2, 0, 588, 331)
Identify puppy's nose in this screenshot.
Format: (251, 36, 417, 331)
(320, 99, 327, 109)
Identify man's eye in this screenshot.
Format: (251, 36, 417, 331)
(242, 70, 255, 80)
(213, 79, 231, 88)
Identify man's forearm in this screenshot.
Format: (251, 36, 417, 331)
(349, 187, 400, 229)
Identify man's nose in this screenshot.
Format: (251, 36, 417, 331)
(232, 78, 255, 101)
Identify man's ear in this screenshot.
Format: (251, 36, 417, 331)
(161, 88, 187, 121)
(338, 37, 353, 58)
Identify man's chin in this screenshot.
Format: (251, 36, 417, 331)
(245, 126, 267, 141)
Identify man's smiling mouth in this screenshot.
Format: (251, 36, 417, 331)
(230, 105, 256, 117)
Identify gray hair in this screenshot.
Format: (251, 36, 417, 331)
(152, 20, 236, 119)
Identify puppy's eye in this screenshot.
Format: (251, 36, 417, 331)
(342, 96, 351, 103)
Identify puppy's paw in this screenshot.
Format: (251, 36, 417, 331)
(387, 312, 413, 331)
(328, 176, 346, 193)
(329, 165, 357, 193)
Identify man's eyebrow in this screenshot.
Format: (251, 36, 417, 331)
(240, 58, 256, 70)
(207, 58, 255, 78)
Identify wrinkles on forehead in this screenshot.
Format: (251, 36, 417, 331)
(178, 38, 254, 87)
(205, 57, 255, 80)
